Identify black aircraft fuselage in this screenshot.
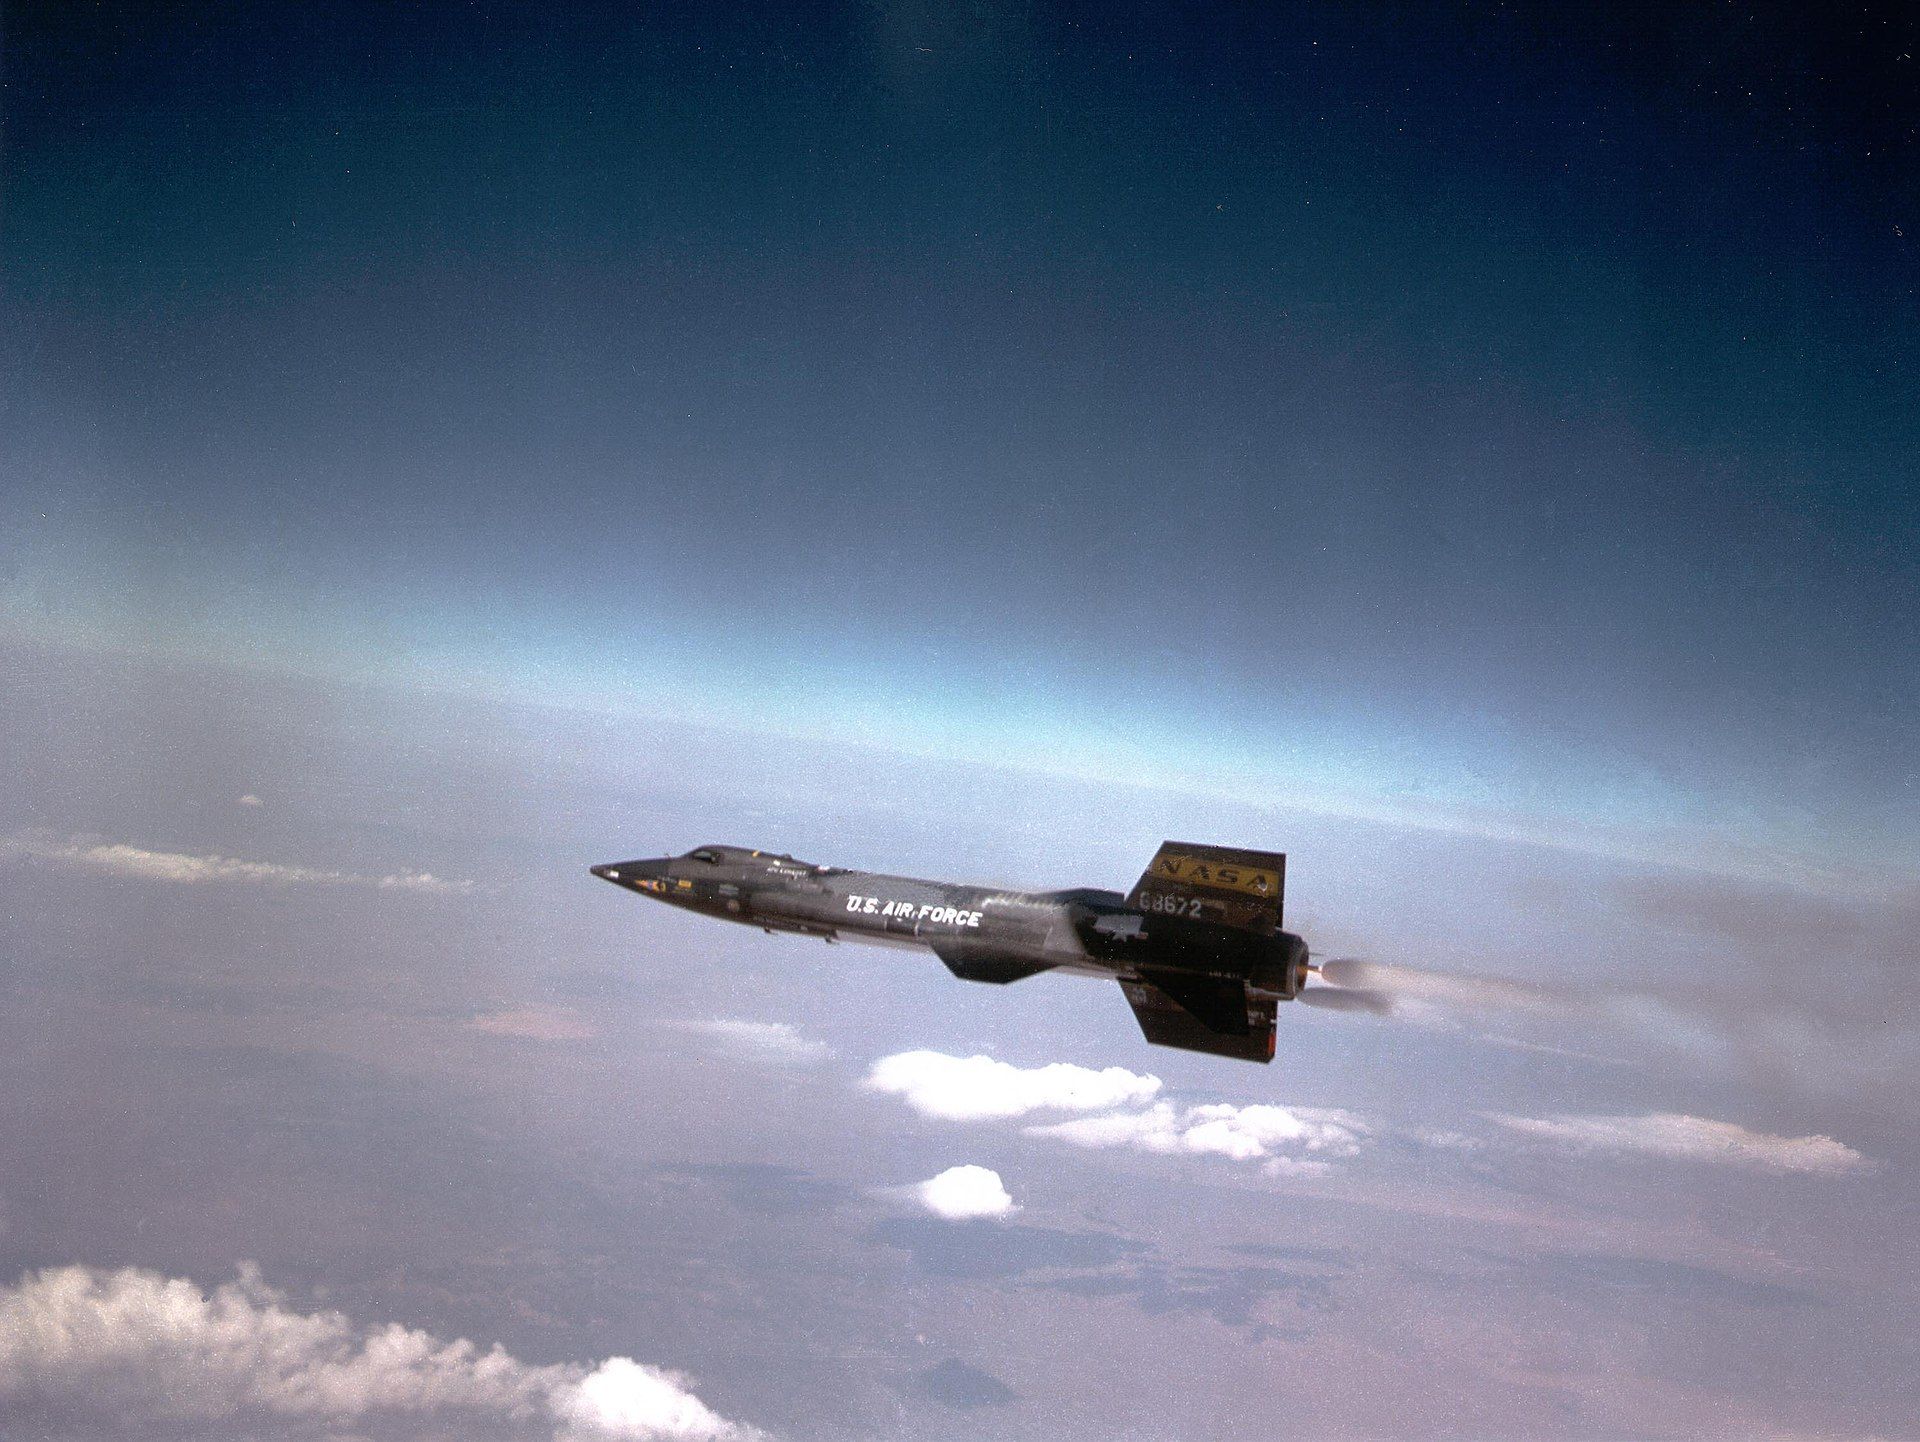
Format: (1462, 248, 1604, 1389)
(590, 840, 1310, 1062)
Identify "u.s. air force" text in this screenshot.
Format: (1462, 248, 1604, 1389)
(846, 895, 983, 927)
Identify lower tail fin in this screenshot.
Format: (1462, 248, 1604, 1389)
(1120, 975, 1277, 1063)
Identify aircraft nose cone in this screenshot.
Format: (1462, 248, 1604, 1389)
(591, 858, 671, 889)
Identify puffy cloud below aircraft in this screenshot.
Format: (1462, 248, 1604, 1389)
(1029, 1101, 1370, 1177)
(864, 1049, 1162, 1120)
(910, 1165, 1019, 1220)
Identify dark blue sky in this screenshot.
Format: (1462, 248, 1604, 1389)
(4, 1, 1916, 876)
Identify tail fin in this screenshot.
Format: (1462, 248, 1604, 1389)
(1120, 976, 1277, 1063)
(1126, 841, 1285, 936)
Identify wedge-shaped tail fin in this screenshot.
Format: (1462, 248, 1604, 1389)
(1119, 974, 1277, 1063)
(1126, 841, 1285, 936)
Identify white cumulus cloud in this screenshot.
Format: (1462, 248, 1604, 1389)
(910, 1165, 1019, 1220)
(557, 1357, 749, 1442)
(1028, 1101, 1368, 1177)
(1488, 1112, 1871, 1176)
(864, 1050, 1161, 1121)
(1, 832, 471, 894)
(0, 1264, 760, 1440)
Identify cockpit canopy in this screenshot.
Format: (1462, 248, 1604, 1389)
(681, 846, 829, 872)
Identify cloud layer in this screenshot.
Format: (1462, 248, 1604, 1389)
(866, 1052, 1873, 1189)
(911, 1165, 1018, 1220)
(0, 1264, 757, 1440)
(2, 832, 469, 893)
(864, 1050, 1161, 1121)
(1489, 1112, 1871, 1176)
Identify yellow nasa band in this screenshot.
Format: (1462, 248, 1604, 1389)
(1150, 853, 1280, 900)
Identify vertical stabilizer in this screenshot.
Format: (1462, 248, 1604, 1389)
(1125, 841, 1285, 935)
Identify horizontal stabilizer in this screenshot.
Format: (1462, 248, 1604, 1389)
(1120, 975, 1276, 1064)
(1126, 841, 1285, 936)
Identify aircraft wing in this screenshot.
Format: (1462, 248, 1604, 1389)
(1119, 972, 1277, 1063)
(930, 938, 1057, 986)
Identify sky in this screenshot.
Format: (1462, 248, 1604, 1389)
(2, 3, 1917, 1439)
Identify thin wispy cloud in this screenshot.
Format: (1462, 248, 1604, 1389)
(471, 1006, 601, 1042)
(0, 1263, 761, 1440)
(864, 1050, 1161, 1121)
(1, 832, 471, 894)
(671, 1019, 835, 1064)
(1488, 1112, 1872, 1176)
